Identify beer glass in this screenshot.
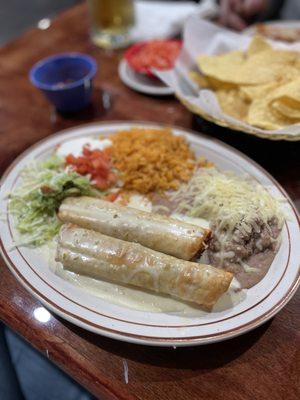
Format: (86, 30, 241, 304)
(87, 0, 135, 49)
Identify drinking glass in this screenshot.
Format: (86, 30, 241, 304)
(87, 0, 135, 49)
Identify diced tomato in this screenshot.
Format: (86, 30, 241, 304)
(107, 172, 117, 184)
(105, 191, 119, 202)
(65, 145, 117, 190)
(125, 40, 182, 77)
(91, 158, 108, 171)
(65, 154, 77, 164)
(82, 147, 89, 157)
(94, 169, 108, 180)
(94, 177, 109, 190)
(77, 165, 89, 175)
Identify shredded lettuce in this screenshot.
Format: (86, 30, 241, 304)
(9, 155, 100, 247)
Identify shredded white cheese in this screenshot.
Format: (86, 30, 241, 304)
(171, 167, 284, 269)
(172, 168, 283, 234)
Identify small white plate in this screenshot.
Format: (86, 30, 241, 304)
(243, 20, 300, 41)
(118, 59, 174, 96)
(0, 121, 299, 346)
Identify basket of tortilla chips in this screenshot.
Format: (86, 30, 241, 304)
(155, 17, 300, 141)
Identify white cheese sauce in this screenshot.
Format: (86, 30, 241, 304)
(56, 264, 198, 313)
(54, 263, 245, 315)
(56, 137, 112, 157)
(42, 241, 245, 317)
(170, 213, 210, 229)
(41, 194, 245, 316)
(119, 194, 153, 213)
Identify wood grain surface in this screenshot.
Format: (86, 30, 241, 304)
(0, 4, 299, 400)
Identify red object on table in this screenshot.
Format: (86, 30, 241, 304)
(0, 4, 299, 400)
(125, 39, 182, 78)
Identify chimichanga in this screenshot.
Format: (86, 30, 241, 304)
(56, 224, 232, 309)
(58, 196, 211, 261)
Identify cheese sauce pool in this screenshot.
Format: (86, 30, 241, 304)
(54, 264, 244, 315)
(42, 239, 245, 316)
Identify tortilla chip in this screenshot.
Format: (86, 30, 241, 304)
(247, 98, 295, 130)
(189, 71, 236, 90)
(198, 50, 287, 85)
(197, 51, 244, 70)
(216, 89, 249, 121)
(283, 65, 300, 81)
(189, 71, 211, 88)
(195, 36, 300, 130)
(294, 58, 300, 69)
(267, 77, 300, 104)
(272, 98, 300, 120)
(240, 65, 300, 101)
(237, 49, 298, 84)
(197, 51, 246, 84)
(247, 35, 272, 56)
(247, 48, 298, 66)
(207, 77, 237, 90)
(240, 82, 279, 101)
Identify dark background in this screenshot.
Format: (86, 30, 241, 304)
(0, 0, 298, 45)
(0, 0, 80, 44)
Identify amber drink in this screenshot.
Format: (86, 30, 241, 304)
(87, 0, 135, 49)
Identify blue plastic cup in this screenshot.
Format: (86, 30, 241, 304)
(29, 53, 97, 113)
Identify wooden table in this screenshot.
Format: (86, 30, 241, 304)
(0, 4, 299, 400)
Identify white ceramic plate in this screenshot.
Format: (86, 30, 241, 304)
(118, 59, 174, 96)
(243, 20, 300, 41)
(0, 121, 299, 346)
